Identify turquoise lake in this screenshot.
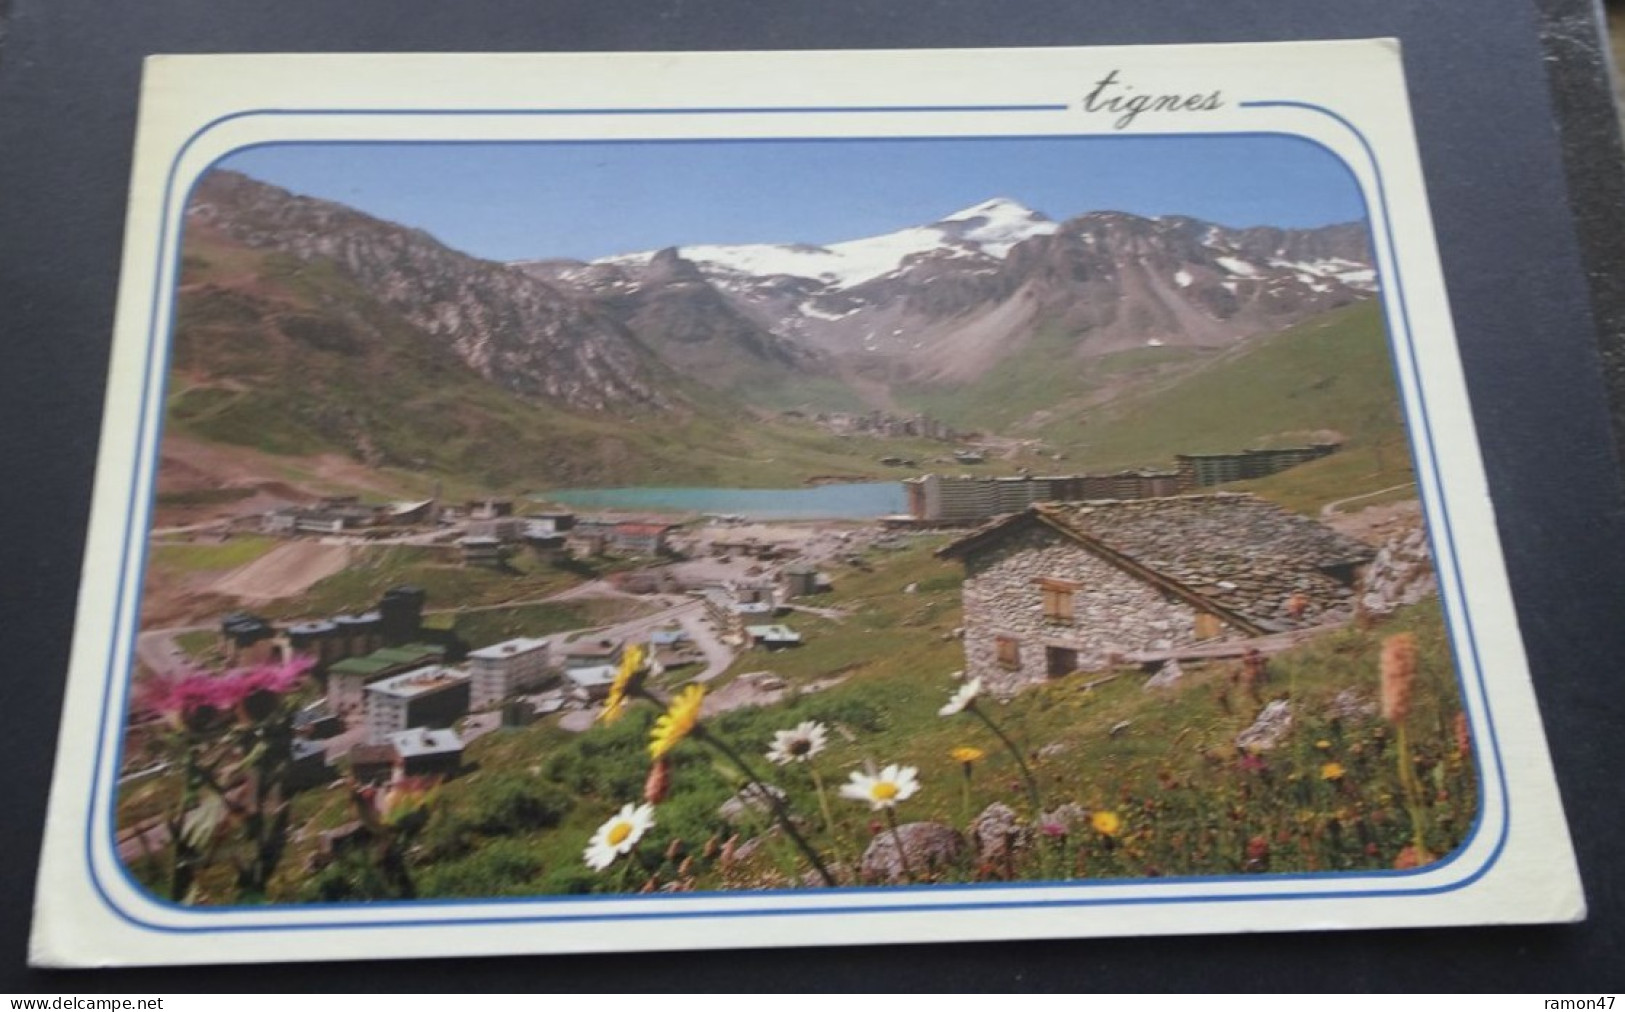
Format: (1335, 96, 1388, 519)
(539, 482, 906, 520)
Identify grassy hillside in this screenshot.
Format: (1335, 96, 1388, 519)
(115, 536, 1472, 902)
(168, 234, 974, 494)
(248, 544, 609, 622)
(897, 323, 1206, 433)
(1043, 302, 1401, 464)
(1038, 302, 1413, 510)
(395, 549, 1466, 895)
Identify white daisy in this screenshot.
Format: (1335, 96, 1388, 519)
(766, 720, 830, 765)
(839, 764, 921, 810)
(583, 802, 656, 871)
(938, 676, 983, 717)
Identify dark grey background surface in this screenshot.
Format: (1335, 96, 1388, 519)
(1, 0, 1622, 991)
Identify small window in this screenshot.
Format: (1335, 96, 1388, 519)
(1036, 577, 1080, 623)
(996, 635, 1022, 670)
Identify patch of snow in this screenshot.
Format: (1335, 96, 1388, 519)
(596, 197, 1053, 291)
(800, 301, 856, 322)
(1222, 281, 1239, 294)
(1214, 256, 1259, 277)
(1337, 267, 1378, 291)
(1174, 268, 1193, 288)
(1146, 338, 1165, 347)
(938, 197, 1058, 255)
(597, 251, 654, 268)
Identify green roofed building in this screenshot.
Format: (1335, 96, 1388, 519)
(329, 642, 446, 716)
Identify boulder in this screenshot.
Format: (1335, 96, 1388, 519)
(1324, 688, 1378, 723)
(861, 822, 964, 882)
(1360, 524, 1437, 616)
(969, 802, 1029, 861)
(1236, 699, 1294, 752)
(1037, 802, 1090, 836)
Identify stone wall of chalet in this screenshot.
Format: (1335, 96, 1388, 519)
(961, 526, 1242, 695)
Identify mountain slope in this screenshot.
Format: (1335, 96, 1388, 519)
(1040, 300, 1415, 509)
(187, 171, 673, 415)
(542, 198, 1376, 409)
(169, 229, 973, 492)
(516, 246, 832, 402)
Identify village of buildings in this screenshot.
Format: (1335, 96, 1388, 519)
(124, 433, 1435, 838)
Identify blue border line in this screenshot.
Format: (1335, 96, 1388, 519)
(85, 100, 1508, 935)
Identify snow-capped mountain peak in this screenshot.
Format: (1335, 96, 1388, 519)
(523, 203, 1375, 391)
(940, 196, 1036, 222)
(935, 197, 1058, 256)
(596, 197, 1058, 291)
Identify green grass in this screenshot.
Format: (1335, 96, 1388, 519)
(446, 599, 660, 651)
(715, 535, 964, 689)
(739, 374, 875, 415)
(174, 629, 220, 661)
(148, 535, 279, 573)
(1229, 437, 1416, 515)
(1046, 302, 1400, 464)
(256, 545, 593, 621)
(898, 327, 1207, 434)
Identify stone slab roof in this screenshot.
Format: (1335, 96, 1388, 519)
(942, 493, 1377, 633)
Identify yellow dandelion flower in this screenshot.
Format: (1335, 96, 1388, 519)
(599, 643, 647, 725)
(649, 684, 705, 759)
(1091, 810, 1123, 837)
(1315, 739, 1331, 750)
(949, 746, 986, 764)
(1320, 762, 1346, 782)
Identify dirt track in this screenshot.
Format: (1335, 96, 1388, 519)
(210, 541, 353, 601)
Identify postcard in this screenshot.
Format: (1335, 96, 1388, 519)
(29, 41, 1584, 967)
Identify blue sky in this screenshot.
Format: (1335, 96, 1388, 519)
(213, 136, 1366, 263)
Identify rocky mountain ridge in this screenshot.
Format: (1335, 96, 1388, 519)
(187, 171, 676, 415)
(521, 196, 1376, 392)
(190, 171, 1376, 422)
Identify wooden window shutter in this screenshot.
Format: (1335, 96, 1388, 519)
(1036, 577, 1080, 622)
(996, 635, 1022, 669)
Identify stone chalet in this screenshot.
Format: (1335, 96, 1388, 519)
(937, 493, 1375, 695)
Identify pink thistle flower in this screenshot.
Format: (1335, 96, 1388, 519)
(1238, 752, 1267, 774)
(234, 656, 315, 720)
(132, 671, 185, 717)
(134, 656, 312, 728)
(134, 669, 241, 730)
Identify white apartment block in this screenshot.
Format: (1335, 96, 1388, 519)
(466, 636, 553, 709)
(363, 665, 472, 745)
